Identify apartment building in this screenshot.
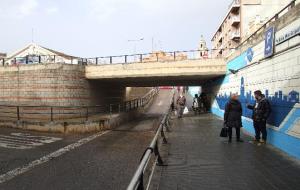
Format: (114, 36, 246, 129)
(211, 0, 291, 58)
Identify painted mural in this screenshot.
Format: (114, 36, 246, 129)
(208, 21, 300, 159)
(215, 77, 299, 127)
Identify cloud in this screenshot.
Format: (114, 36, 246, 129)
(0, 0, 38, 19)
(87, 0, 212, 22)
(19, 0, 38, 16)
(88, 0, 122, 21)
(46, 7, 59, 15)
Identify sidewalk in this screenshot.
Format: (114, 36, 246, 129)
(152, 113, 300, 190)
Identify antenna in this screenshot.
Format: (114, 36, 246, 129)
(152, 37, 154, 52)
(31, 28, 34, 43)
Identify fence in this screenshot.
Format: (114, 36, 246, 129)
(0, 49, 222, 67)
(0, 89, 158, 124)
(127, 94, 173, 190)
(85, 49, 218, 65)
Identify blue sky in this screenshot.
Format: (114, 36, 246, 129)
(0, 0, 230, 57)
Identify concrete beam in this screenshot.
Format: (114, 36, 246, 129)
(85, 59, 226, 83)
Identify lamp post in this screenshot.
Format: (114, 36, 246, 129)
(128, 38, 144, 61)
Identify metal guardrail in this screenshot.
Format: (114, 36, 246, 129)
(85, 49, 217, 65)
(127, 98, 173, 190)
(0, 89, 158, 124)
(0, 49, 223, 66)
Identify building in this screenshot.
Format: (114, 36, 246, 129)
(5, 43, 79, 65)
(0, 52, 6, 59)
(197, 35, 209, 59)
(211, 0, 291, 58)
(0, 53, 6, 66)
(142, 37, 209, 62)
(142, 51, 187, 62)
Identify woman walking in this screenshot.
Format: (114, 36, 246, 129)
(224, 93, 243, 143)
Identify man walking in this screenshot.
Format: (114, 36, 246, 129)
(247, 90, 271, 145)
(176, 93, 186, 118)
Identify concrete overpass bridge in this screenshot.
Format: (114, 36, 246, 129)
(1, 49, 226, 87)
(85, 58, 226, 86)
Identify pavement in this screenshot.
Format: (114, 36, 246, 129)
(0, 90, 173, 190)
(151, 113, 300, 190)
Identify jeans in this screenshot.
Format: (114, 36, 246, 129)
(254, 121, 267, 141)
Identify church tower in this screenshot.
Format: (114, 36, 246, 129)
(198, 35, 209, 58)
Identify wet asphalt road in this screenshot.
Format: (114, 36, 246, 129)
(0, 90, 173, 190)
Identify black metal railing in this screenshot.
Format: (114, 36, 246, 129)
(127, 94, 174, 190)
(0, 89, 158, 124)
(0, 49, 223, 67)
(85, 49, 218, 65)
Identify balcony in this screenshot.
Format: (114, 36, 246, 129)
(218, 33, 223, 42)
(231, 16, 240, 26)
(231, 31, 241, 40)
(218, 44, 224, 53)
(229, 0, 240, 13)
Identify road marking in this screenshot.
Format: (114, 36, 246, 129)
(0, 130, 110, 184)
(0, 133, 62, 150)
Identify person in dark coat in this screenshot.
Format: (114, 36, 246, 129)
(192, 94, 200, 114)
(224, 93, 243, 143)
(247, 90, 271, 144)
(200, 92, 209, 112)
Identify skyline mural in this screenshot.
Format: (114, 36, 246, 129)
(215, 77, 299, 127)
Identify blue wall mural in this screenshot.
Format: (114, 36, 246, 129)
(208, 40, 300, 159)
(215, 77, 299, 127)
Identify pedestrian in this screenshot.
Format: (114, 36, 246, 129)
(176, 93, 186, 118)
(247, 90, 271, 145)
(171, 94, 175, 111)
(224, 93, 244, 143)
(177, 86, 181, 94)
(200, 92, 209, 112)
(192, 94, 200, 115)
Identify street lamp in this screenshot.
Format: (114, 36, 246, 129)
(128, 38, 144, 61)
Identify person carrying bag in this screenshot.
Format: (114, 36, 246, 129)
(223, 93, 244, 143)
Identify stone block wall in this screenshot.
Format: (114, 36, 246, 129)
(0, 63, 126, 107)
